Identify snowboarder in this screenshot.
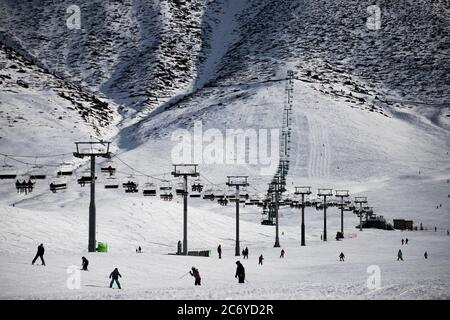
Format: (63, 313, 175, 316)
(405, 238, 408, 245)
(397, 249, 404, 261)
(81, 256, 89, 271)
(189, 267, 201, 286)
(32, 243, 45, 266)
(424, 251, 428, 259)
(339, 252, 345, 261)
(109, 268, 122, 289)
(258, 254, 264, 265)
(177, 240, 182, 255)
(235, 261, 245, 283)
(217, 244, 222, 259)
(401, 239, 404, 245)
(280, 249, 285, 258)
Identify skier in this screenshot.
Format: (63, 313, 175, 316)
(280, 249, 285, 258)
(447, 230, 449, 236)
(189, 267, 201, 286)
(339, 252, 345, 262)
(109, 268, 122, 289)
(435, 226, 437, 232)
(424, 251, 428, 259)
(32, 243, 45, 266)
(401, 239, 404, 245)
(177, 240, 182, 255)
(245, 247, 249, 259)
(81, 256, 89, 271)
(405, 238, 409, 245)
(217, 244, 222, 259)
(138, 246, 142, 253)
(397, 249, 404, 261)
(258, 254, 264, 265)
(235, 261, 245, 283)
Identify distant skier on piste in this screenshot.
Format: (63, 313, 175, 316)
(258, 254, 264, 265)
(397, 249, 404, 261)
(109, 268, 122, 289)
(32, 243, 45, 266)
(189, 267, 201, 286)
(217, 244, 222, 259)
(243, 247, 249, 259)
(235, 261, 245, 283)
(424, 251, 428, 259)
(280, 249, 285, 258)
(339, 252, 345, 261)
(81, 256, 89, 271)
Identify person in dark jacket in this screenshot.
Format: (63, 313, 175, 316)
(81, 256, 89, 271)
(189, 267, 201, 286)
(235, 261, 245, 283)
(405, 238, 409, 245)
(397, 249, 404, 261)
(280, 249, 285, 258)
(401, 239, 404, 245)
(109, 268, 122, 289)
(177, 240, 182, 255)
(258, 254, 264, 265)
(32, 243, 45, 266)
(217, 245, 222, 259)
(243, 247, 249, 259)
(339, 252, 345, 261)
(424, 251, 428, 259)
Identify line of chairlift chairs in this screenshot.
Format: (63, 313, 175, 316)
(1, 161, 372, 215)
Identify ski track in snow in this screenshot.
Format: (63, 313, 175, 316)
(307, 116, 330, 178)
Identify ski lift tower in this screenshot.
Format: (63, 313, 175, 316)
(354, 196, 368, 231)
(226, 176, 249, 256)
(172, 164, 199, 255)
(317, 188, 333, 241)
(295, 186, 311, 246)
(73, 141, 111, 252)
(335, 190, 350, 237)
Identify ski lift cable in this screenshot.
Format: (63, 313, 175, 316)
(110, 153, 169, 182)
(0, 154, 61, 168)
(0, 152, 73, 159)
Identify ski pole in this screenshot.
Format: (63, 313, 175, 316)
(179, 271, 190, 279)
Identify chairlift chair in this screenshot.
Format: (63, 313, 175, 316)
(104, 177, 119, 189)
(100, 163, 116, 176)
(57, 163, 73, 176)
(143, 182, 157, 196)
(0, 160, 17, 179)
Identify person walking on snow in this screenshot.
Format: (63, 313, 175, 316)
(235, 261, 245, 283)
(217, 245, 222, 259)
(405, 238, 409, 245)
(397, 249, 404, 261)
(401, 239, 404, 245)
(109, 268, 122, 289)
(81, 256, 89, 271)
(258, 254, 264, 265)
(424, 251, 428, 259)
(339, 252, 345, 261)
(32, 243, 45, 266)
(189, 267, 201, 286)
(280, 249, 285, 258)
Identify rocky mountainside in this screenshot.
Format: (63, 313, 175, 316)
(1, 0, 449, 125)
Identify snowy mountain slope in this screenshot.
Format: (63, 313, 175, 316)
(0, 1, 449, 300)
(1, 1, 448, 125)
(0, 43, 119, 157)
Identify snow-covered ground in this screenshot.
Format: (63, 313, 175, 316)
(1, 0, 449, 300)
